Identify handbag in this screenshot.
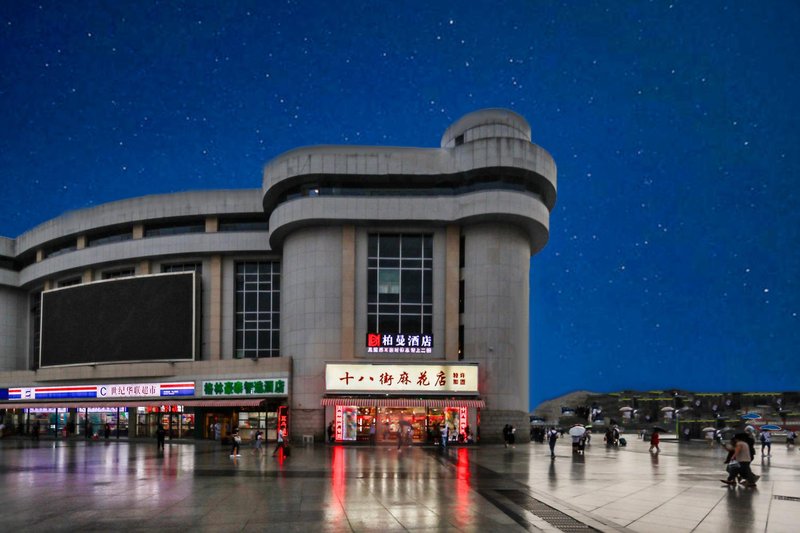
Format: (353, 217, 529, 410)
(726, 460, 740, 474)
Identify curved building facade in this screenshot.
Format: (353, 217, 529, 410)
(0, 109, 556, 445)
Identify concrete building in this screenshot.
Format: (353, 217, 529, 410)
(0, 109, 556, 444)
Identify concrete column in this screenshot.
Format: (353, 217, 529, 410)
(444, 225, 460, 361)
(76, 235, 87, 250)
(132, 224, 144, 239)
(208, 255, 222, 360)
(205, 216, 218, 233)
(137, 260, 150, 275)
(36, 249, 44, 263)
(340, 225, 355, 360)
(282, 226, 343, 442)
(82, 269, 92, 283)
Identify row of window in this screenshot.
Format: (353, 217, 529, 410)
(27, 232, 464, 365)
(16, 216, 269, 267)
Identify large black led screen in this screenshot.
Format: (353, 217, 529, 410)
(40, 273, 197, 367)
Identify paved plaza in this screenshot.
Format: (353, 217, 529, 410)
(0, 435, 797, 532)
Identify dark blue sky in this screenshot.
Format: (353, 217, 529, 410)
(2, 1, 798, 409)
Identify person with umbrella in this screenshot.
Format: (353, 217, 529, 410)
(569, 424, 586, 454)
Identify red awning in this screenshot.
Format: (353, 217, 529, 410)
(1, 399, 266, 409)
(321, 397, 485, 408)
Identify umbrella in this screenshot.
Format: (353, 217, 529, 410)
(741, 412, 762, 420)
(568, 425, 586, 437)
(652, 426, 668, 433)
(619, 406, 633, 411)
(660, 407, 675, 412)
(702, 427, 716, 432)
(760, 424, 781, 431)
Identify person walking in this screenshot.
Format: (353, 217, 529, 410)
(104, 423, 111, 440)
(327, 421, 335, 443)
(760, 430, 772, 457)
(787, 430, 796, 446)
(156, 423, 166, 452)
(440, 423, 449, 450)
(649, 430, 660, 453)
(722, 436, 758, 487)
(272, 426, 286, 458)
(547, 427, 559, 458)
(502, 424, 510, 448)
(251, 430, 264, 457)
(230, 428, 241, 456)
(509, 425, 516, 447)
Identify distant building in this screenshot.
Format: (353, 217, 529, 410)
(0, 109, 556, 443)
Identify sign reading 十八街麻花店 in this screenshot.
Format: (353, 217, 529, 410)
(325, 363, 478, 394)
(8, 382, 195, 400)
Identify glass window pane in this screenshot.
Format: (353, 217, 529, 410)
(402, 235, 422, 257)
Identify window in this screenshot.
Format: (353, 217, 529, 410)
(218, 216, 269, 232)
(58, 277, 81, 287)
(102, 269, 135, 280)
(144, 220, 205, 237)
(88, 230, 132, 247)
(367, 234, 433, 336)
(162, 263, 203, 274)
(235, 261, 280, 358)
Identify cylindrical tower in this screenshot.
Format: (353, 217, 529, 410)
(263, 108, 556, 443)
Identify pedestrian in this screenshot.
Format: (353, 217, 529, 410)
(32, 421, 40, 441)
(369, 422, 376, 445)
(509, 425, 516, 447)
(649, 430, 660, 453)
(760, 430, 772, 457)
(251, 430, 264, 456)
(722, 436, 758, 487)
(547, 427, 559, 458)
(213, 420, 221, 441)
(440, 423, 449, 450)
(104, 423, 111, 440)
(502, 424, 510, 447)
(156, 423, 166, 452)
(86, 422, 93, 439)
(230, 428, 241, 456)
(787, 430, 796, 446)
(327, 421, 335, 443)
(272, 425, 286, 458)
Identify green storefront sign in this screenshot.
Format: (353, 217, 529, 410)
(202, 378, 286, 396)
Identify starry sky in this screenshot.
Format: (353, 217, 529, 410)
(1, 1, 798, 409)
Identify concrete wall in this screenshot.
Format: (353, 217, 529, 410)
(0, 286, 26, 371)
(281, 226, 344, 438)
(461, 223, 530, 414)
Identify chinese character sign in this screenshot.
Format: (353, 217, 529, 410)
(202, 378, 288, 396)
(325, 363, 478, 394)
(366, 333, 433, 354)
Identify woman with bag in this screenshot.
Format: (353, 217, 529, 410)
(721, 436, 758, 487)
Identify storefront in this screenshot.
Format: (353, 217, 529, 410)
(322, 362, 483, 444)
(0, 376, 289, 442)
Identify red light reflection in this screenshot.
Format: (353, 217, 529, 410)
(455, 447, 471, 508)
(331, 445, 346, 503)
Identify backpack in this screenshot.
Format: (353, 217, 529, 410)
(760, 433, 766, 443)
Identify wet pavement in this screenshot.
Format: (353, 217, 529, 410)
(0, 435, 798, 532)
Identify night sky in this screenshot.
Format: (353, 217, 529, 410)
(2, 1, 798, 409)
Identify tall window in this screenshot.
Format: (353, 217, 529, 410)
(235, 261, 280, 358)
(367, 234, 432, 335)
(30, 291, 41, 369)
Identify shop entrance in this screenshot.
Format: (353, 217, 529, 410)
(377, 407, 427, 444)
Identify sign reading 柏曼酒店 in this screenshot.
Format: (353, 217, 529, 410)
(202, 378, 287, 397)
(325, 363, 478, 394)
